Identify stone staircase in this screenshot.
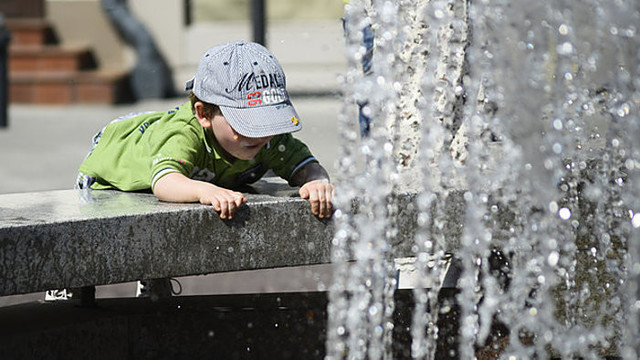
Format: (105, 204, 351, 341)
(6, 18, 132, 104)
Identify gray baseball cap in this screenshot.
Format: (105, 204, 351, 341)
(185, 41, 302, 138)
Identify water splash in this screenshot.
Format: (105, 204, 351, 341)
(328, 0, 640, 359)
(326, 1, 401, 359)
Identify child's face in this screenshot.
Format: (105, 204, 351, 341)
(211, 114, 273, 160)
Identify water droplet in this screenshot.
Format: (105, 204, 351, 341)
(557, 42, 573, 55)
(559, 24, 569, 35)
(558, 207, 571, 220)
(625, 27, 636, 37)
(632, 213, 640, 228)
(617, 103, 630, 117)
(362, 105, 372, 117)
(544, 331, 553, 342)
(278, 144, 286, 152)
(552, 143, 563, 154)
(544, 159, 554, 170)
(529, 307, 538, 316)
(553, 119, 563, 130)
(549, 201, 559, 213)
(548, 251, 560, 266)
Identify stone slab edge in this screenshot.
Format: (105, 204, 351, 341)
(0, 186, 469, 296)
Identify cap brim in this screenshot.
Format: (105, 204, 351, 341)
(219, 101, 302, 138)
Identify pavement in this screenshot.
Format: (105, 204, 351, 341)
(0, 93, 345, 306)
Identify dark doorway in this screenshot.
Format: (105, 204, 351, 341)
(0, 0, 45, 18)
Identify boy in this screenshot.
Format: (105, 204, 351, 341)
(46, 41, 334, 301)
(78, 41, 334, 219)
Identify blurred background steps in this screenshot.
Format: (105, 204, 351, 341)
(10, 44, 96, 72)
(5, 18, 56, 47)
(5, 18, 131, 105)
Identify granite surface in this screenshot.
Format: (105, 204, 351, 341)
(0, 173, 473, 296)
(0, 187, 330, 296)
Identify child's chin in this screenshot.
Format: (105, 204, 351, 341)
(235, 152, 258, 161)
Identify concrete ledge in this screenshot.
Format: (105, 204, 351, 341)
(0, 186, 329, 296)
(0, 178, 470, 296)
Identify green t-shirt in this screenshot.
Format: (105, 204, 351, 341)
(78, 101, 317, 191)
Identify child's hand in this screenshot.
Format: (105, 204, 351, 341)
(198, 186, 247, 220)
(153, 173, 247, 219)
(299, 179, 335, 218)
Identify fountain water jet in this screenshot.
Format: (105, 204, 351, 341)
(327, 0, 640, 359)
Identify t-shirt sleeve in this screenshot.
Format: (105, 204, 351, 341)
(261, 134, 318, 184)
(148, 125, 201, 189)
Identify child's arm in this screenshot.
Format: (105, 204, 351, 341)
(290, 162, 335, 219)
(153, 172, 247, 220)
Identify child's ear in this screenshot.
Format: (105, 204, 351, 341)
(194, 102, 212, 128)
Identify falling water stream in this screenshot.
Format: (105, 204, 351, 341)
(327, 0, 640, 359)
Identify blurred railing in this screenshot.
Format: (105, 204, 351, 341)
(251, 0, 266, 46)
(0, 14, 9, 128)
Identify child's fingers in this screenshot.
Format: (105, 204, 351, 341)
(300, 182, 336, 218)
(223, 191, 246, 219)
(215, 196, 235, 219)
(314, 185, 334, 218)
(309, 188, 325, 218)
(307, 190, 320, 216)
(218, 197, 230, 219)
(322, 188, 334, 218)
(211, 199, 221, 212)
(233, 194, 246, 208)
(232, 191, 246, 205)
(316, 189, 327, 218)
(299, 186, 309, 200)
